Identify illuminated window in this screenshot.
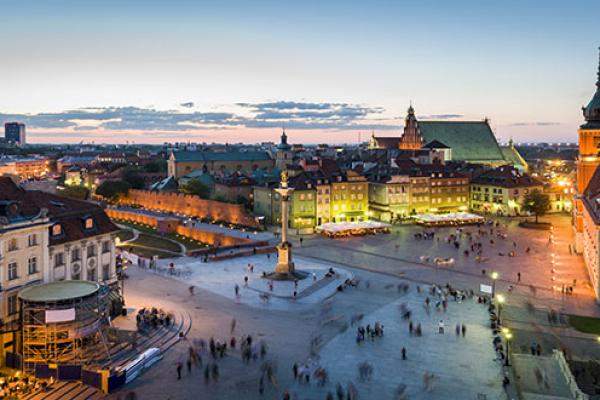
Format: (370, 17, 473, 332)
(84, 217, 94, 229)
(52, 224, 62, 236)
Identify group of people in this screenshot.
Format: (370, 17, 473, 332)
(355, 322, 385, 344)
(136, 307, 173, 331)
(0, 374, 53, 399)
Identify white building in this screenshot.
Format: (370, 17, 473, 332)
(0, 177, 119, 365)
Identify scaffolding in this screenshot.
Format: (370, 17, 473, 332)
(19, 281, 111, 373)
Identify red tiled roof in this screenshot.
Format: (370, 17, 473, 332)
(0, 177, 118, 245)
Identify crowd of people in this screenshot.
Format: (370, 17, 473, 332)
(0, 374, 53, 399)
(136, 307, 173, 331)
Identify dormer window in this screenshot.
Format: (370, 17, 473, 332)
(84, 217, 94, 230)
(52, 224, 62, 236)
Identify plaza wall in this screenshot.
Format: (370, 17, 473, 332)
(120, 190, 260, 229)
(107, 208, 261, 248)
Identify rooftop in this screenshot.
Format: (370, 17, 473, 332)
(19, 280, 100, 302)
(419, 120, 505, 161)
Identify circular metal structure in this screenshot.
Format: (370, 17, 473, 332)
(19, 280, 99, 303)
(19, 281, 109, 373)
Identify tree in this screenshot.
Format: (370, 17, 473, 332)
(180, 179, 211, 198)
(58, 185, 89, 200)
(522, 189, 551, 223)
(96, 180, 130, 200)
(122, 167, 145, 189)
(143, 161, 167, 173)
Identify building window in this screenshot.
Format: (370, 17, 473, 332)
(51, 224, 62, 236)
(7, 238, 18, 252)
(300, 194, 305, 201)
(102, 241, 111, 254)
(54, 252, 65, 267)
(28, 234, 38, 247)
(88, 268, 97, 281)
(72, 263, 81, 280)
(102, 264, 110, 281)
(28, 257, 38, 274)
(8, 294, 18, 315)
(71, 247, 81, 262)
(8, 262, 18, 280)
(307, 193, 313, 200)
(87, 244, 97, 258)
(84, 217, 94, 230)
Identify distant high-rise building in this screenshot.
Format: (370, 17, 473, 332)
(4, 122, 26, 145)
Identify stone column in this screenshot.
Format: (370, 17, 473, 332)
(281, 193, 289, 243)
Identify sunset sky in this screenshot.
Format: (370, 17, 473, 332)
(1, 0, 599, 144)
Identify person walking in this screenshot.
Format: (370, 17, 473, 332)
(258, 376, 264, 396)
(517, 272, 521, 282)
(438, 320, 445, 334)
(401, 347, 406, 360)
(461, 324, 466, 337)
(176, 362, 183, 380)
(455, 323, 460, 336)
(293, 363, 298, 380)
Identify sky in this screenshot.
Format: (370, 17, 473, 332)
(0, 0, 599, 145)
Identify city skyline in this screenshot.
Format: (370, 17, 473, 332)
(1, 0, 599, 144)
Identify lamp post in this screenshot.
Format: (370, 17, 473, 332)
(502, 328, 512, 366)
(491, 271, 499, 298)
(496, 294, 505, 326)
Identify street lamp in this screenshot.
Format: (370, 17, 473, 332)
(491, 271, 499, 298)
(502, 328, 512, 366)
(496, 294, 505, 325)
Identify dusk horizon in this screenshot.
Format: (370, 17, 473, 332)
(2, 0, 600, 144)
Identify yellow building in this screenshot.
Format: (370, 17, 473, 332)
(368, 175, 411, 222)
(330, 170, 369, 222)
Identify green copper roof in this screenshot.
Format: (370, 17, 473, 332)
(418, 121, 505, 162)
(19, 280, 99, 302)
(500, 146, 528, 171)
(173, 151, 272, 162)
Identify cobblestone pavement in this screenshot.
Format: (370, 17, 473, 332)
(112, 214, 595, 400)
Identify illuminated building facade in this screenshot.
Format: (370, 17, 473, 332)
(470, 166, 543, 216)
(575, 49, 600, 253)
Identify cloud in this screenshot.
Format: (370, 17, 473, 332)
(0, 101, 396, 133)
(418, 114, 463, 120)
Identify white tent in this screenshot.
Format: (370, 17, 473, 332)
(315, 221, 392, 237)
(411, 212, 484, 226)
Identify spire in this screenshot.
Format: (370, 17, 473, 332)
(281, 128, 287, 144)
(597, 46, 600, 88)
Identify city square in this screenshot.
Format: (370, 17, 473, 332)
(1, 2, 600, 400)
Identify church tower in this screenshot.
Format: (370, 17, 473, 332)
(574, 48, 600, 251)
(399, 104, 423, 150)
(275, 129, 293, 170)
